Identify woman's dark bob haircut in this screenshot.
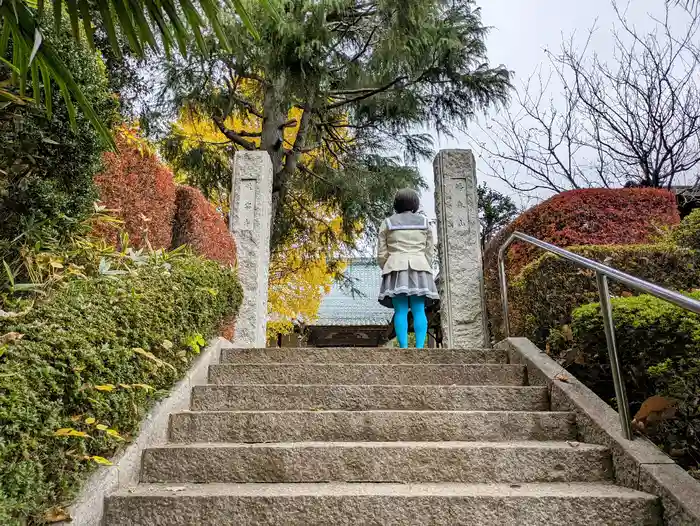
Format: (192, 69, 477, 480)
(393, 188, 421, 213)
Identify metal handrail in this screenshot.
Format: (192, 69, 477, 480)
(498, 231, 700, 440)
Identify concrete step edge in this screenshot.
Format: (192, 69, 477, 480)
(219, 348, 508, 364)
(192, 383, 546, 388)
(140, 439, 612, 484)
(209, 362, 525, 370)
(207, 363, 526, 386)
(146, 440, 602, 450)
(190, 384, 551, 411)
(173, 409, 570, 415)
(220, 348, 497, 352)
(168, 410, 577, 443)
(108, 481, 656, 499)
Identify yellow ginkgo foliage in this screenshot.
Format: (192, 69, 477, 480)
(266, 212, 348, 338)
(172, 78, 350, 176)
(169, 102, 351, 339)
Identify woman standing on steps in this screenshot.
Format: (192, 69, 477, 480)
(377, 188, 439, 349)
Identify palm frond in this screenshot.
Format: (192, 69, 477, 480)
(0, 0, 260, 145)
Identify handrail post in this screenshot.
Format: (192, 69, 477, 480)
(498, 250, 511, 337)
(595, 272, 634, 440)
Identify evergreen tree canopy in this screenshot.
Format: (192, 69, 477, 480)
(156, 0, 511, 250)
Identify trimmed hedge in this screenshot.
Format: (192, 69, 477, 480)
(172, 186, 237, 267)
(670, 209, 700, 250)
(484, 188, 682, 342)
(554, 293, 700, 477)
(93, 131, 236, 267)
(499, 244, 700, 345)
(94, 128, 178, 249)
(0, 255, 242, 524)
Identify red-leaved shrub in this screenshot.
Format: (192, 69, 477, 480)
(172, 186, 237, 267)
(497, 188, 679, 275)
(94, 130, 177, 249)
(483, 187, 680, 341)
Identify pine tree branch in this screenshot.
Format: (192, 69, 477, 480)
(279, 119, 298, 129)
(284, 143, 321, 154)
(330, 86, 384, 95)
(329, 24, 379, 73)
(298, 162, 341, 190)
(227, 92, 264, 119)
(279, 104, 314, 178)
(323, 125, 352, 154)
(321, 120, 379, 131)
(238, 71, 268, 85)
(327, 1, 378, 23)
(212, 116, 257, 150)
(322, 138, 347, 168)
(289, 192, 335, 233)
(331, 25, 379, 72)
(326, 76, 407, 109)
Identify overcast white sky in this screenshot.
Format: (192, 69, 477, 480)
(417, 0, 682, 219)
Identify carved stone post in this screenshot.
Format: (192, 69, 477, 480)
(229, 151, 273, 348)
(433, 149, 489, 348)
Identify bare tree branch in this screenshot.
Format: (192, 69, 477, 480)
(471, 1, 700, 193)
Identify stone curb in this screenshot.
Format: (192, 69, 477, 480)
(500, 337, 700, 525)
(63, 337, 229, 526)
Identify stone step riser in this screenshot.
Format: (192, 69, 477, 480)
(140, 443, 612, 484)
(169, 411, 577, 443)
(220, 347, 507, 364)
(208, 363, 526, 386)
(103, 485, 661, 526)
(190, 384, 550, 412)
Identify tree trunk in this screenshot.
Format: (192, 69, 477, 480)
(260, 75, 289, 248)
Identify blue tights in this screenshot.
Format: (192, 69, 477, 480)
(392, 296, 427, 349)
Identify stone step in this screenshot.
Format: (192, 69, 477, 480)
(191, 384, 550, 412)
(103, 482, 661, 526)
(169, 410, 577, 443)
(141, 441, 612, 484)
(220, 347, 507, 364)
(207, 363, 526, 386)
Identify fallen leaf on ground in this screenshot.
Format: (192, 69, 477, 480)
(0, 308, 30, 318)
(91, 456, 113, 466)
(44, 507, 71, 523)
(0, 332, 24, 344)
(632, 395, 678, 431)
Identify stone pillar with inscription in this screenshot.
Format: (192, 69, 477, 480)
(229, 151, 273, 348)
(433, 149, 489, 348)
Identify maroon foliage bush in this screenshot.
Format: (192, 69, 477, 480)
(93, 131, 177, 249)
(172, 186, 237, 267)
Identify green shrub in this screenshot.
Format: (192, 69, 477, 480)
(670, 209, 700, 250)
(507, 244, 700, 346)
(0, 10, 118, 244)
(0, 255, 242, 524)
(552, 292, 700, 477)
(484, 188, 681, 340)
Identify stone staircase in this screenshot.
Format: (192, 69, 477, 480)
(103, 347, 661, 525)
